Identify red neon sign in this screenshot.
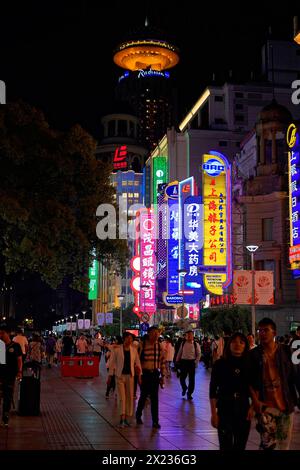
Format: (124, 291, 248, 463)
(113, 145, 128, 170)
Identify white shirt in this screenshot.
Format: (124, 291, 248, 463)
(13, 335, 28, 355)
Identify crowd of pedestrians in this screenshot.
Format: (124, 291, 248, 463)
(0, 319, 300, 451)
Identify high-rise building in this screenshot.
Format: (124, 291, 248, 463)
(113, 22, 179, 150)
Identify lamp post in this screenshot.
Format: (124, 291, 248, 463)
(117, 295, 125, 336)
(75, 314, 79, 335)
(82, 310, 86, 330)
(70, 315, 73, 335)
(178, 269, 188, 321)
(246, 245, 259, 337)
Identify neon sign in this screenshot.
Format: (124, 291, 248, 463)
(166, 182, 179, 295)
(201, 151, 232, 295)
(152, 156, 168, 204)
(139, 208, 157, 313)
(88, 259, 99, 300)
(113, 145, 128, 170)
(287, 123, 300, 278)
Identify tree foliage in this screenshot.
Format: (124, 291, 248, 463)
(0, 101, 128, 291)
(200, 306, 251, 336)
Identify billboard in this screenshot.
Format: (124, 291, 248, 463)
(233, 270, 274, 305)
(201, 151, 232, 295)
(166, 182, 179, 295)
(178, 177, 195, 290)
(287, 123, 300, 278)
(88, 259, 99, 300)
(152, 156, 168, 205)
(139, 208, 157, 314)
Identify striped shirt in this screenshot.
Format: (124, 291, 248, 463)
(140, 340, 166, 376)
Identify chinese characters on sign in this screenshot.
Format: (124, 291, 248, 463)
(287, 124, 300, 278)
(202, 152, 232, 295)
(88, 259, 99, 300)
(113, 145, 128, 171)
(139, 209, 157, 313)
(166, 183, 179, 294)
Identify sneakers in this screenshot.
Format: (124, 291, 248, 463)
(123, 419, 131, 427)
(136, 416, 143, 425)
(187, 395, 193, 400)
(152, 422, 161, 429)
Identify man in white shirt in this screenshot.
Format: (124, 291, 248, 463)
(175, 330, 201, 400)
(13, 329, 28, 362)
(76, 335, 88, 356)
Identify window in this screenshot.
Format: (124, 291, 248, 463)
(262, 218, 273, 241)
(134, 193, 139, 198)
(219, 141, 227, 147)
(214, 118, 225, 124)
(128, 181, 133, 186)
(235, 103, 244, 110)
(134, 181, 140, 186)
(235, 92, 243, 98)
(122, 181, 127, 186)
(214, 95, 223, 102)
(235, 114, 245, 122)
(122, 193, 127, 198)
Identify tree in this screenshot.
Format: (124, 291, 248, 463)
(200, 306, 251, 336)
(0, 101, 128, 292)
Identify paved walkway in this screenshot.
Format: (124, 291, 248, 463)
(1, 360, 300, 450)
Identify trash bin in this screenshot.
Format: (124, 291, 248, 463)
(18, 361, 41, 416)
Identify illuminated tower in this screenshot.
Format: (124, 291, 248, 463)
(113, 22, 180, 150)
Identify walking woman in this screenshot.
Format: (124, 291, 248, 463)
(209, 332, 253, 450)
(108, 332, 142, 427)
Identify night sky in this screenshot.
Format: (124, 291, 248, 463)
(0, 2, 296, 139)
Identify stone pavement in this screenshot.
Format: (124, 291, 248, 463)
(1, 360, 300, 450)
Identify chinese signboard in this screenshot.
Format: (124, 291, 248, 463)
(183, 196, 203, 304)
(139, 208, 157, 313)
(201, 151, 232, 295)
(153, 156, 168, 205)
(233, 270, 252, 304)
(88, 259, 99, 300)
(113, 145, 128, 171)
(287, 123, 300, 278)
(166, 182, 179, 295)
(178, 177, 195, 290)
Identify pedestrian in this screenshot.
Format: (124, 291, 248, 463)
(62, 331, 74, 356)
(249, 317, 297, 450)
(92, 332, 103, 362)
(0, 324, 23, 427)
(108, 332, 141, 427)
(290, 326, 300, 410)
(135, 326, 166, 429)
(76, 334, 88, 356)
(13, 328, 28, 364)
(45, 334, 56, 368)
(55, 336, 63, 364)
(247, 333, 257, 350)
(210, 332, 253, 450)
(27, 333, 43, 365)
(211, 335, 224, 364)
(175, 330, 201, 400)
(202, 337, 212, 369)
(163, 336, 175, 378)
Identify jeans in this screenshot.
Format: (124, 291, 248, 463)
(136, 370, 160, 423)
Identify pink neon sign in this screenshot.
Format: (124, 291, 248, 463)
(140, 208, 156, 314)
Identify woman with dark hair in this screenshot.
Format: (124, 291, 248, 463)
(209, 333, 253, 450)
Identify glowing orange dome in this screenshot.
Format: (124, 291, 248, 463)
(113, 39, 180, 71)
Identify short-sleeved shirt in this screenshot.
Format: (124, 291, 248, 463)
(0, 341, 22, 379)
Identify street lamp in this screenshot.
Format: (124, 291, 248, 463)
(82, 311, 86, 330)
(75, 314, 79, 335)
(117, 295, 125, 336)
(178, 269, 188, 321)
(246, 245, 259, 337)
(70, 315, 73, 335)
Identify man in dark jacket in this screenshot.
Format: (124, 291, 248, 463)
(248, 317, 297, 450)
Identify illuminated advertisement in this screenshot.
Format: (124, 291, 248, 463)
(88, 259, 99, 300)
(166, 182, 179, 295)
(113, 145, 128, 171)
(157, 184, 168, 280)
(287, 123, 300, 279)
(152, 156, 168, 204)
(139, 208, 157, 313)
(183, 196, 203, 304)
(178, 177, 195, 290)
(201, 151, 232, 295)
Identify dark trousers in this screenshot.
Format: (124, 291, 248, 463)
(136, 370, 160, 423)
(106, 374, 115, 395)
(0, 377, 15, 420)
(218, 400, 251, 450)
(179, 360, 196, 396)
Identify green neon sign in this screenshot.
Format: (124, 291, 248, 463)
(152, 156, 168, 203)
(88, 259, 99, 300)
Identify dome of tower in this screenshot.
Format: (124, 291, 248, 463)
(258, 99, 292, 124)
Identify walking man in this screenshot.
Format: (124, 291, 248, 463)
(249, 317, 297, 450)
(175, 330, 201, 400)
(0, 324, 23, 427)
(135, 326, 166, 429)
